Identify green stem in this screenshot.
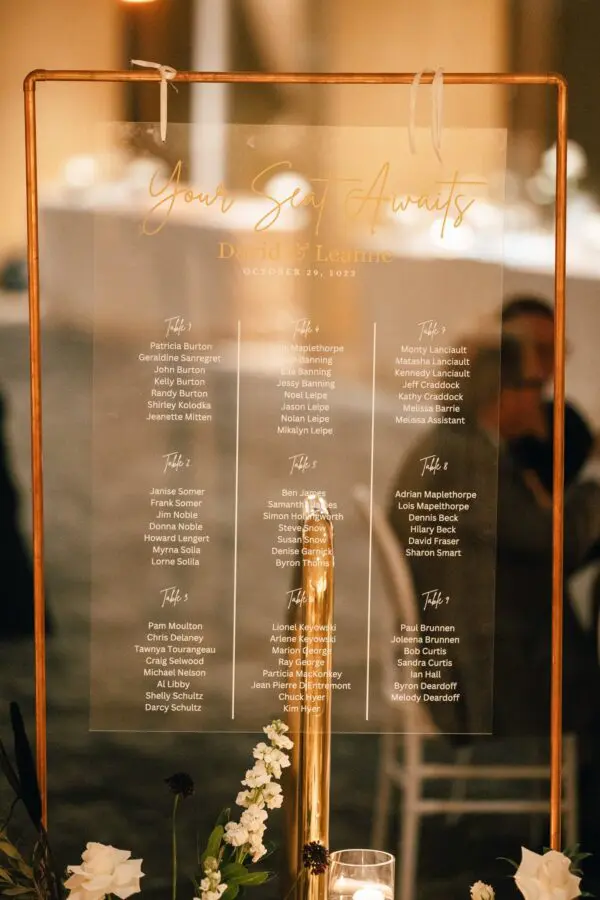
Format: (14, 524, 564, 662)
(282, 868, 304, 900)
(171, 794, 180, 900)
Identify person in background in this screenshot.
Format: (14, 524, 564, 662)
(389, 334, 600, 738)
(502, 295, 600, 636)
(501, 295, 596, 492)
(388, 334, 600, 844)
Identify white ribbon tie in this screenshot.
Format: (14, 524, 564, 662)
(131, 59, 178, 142)
(409, 67, 444, 162)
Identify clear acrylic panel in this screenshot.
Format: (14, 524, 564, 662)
(88, 121, 507, 734)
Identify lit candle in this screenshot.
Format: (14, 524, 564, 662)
(353, 888, 385, 900)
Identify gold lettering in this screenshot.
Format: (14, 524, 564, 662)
(436, 172, 487, 237)
(252, 161, 296, 232)
(251, 161, 336, 233)
(141, 160, 484, 240)
(143, 160, 235, 236)
(344, 162, 391, 234)
(453, 196, 477, 228)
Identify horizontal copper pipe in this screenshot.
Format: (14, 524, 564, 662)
(24, 70, 567, 88)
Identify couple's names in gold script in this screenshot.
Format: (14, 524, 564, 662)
(142, 159, 486, 238)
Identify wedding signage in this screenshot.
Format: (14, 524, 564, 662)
(89, 122, 507, 733)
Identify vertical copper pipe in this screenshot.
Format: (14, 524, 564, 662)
(24, 76, 47, 826)
(287, 493, 334, 900)
(549, 76, 568, 851)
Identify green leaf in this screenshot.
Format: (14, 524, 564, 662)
(0, 740, 21, 800)
(16, 859, 33, 879)
(221, 845, 239, 871)
(9, 704, 42, 830)
(221, 863, 248, 882)
(3, 887, 35, 897)
(498, 857, 518, 869)
(215, 808, 231, 828)
(201, 825, 224, 865)
(0, 841, 23, 862)
(234, 871, 270, 887)
(0, 865, 14, 883)
(221, 884, 240, 900)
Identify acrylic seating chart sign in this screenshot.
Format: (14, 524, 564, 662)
(88, 121, 507, 735)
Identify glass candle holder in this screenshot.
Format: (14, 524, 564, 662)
(328, 849, 395, 900)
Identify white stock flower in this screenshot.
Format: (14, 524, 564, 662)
(236, 789, 254, 809)
(470, 881, 495, 900)
(264, 721, 293, 750)
(253, 742, 275, 762)
(262, 782, 283, 809)
(515, 848, 581, 900)
(223, 822, 249, 847)
(200, 865, 225, 900)
(199, 887, 226, 900)
(250, 841, 267, 863)
(252, 744, 290, 778)
(242, 761, 271, 789)
(240, 805, 268, 833)
(64, 843, 144, 900)
(249, 823, 266, 845)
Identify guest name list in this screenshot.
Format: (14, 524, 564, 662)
(386, 317, 488, 721)
(91, 304, 496, 734)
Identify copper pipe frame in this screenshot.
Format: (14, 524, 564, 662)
(23, 70, 567, 847)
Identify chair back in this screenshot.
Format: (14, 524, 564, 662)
(353, 484, 437, 734)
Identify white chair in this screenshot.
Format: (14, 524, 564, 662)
(353, 485, 578, 900)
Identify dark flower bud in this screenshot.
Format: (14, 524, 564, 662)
(165, 772, 194, 798)
(303, 841, 330, 875)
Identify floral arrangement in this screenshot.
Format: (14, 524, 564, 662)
(0, 704, 304, 900)
(471, 845, 587, 900)
(191, 718, 293, 900)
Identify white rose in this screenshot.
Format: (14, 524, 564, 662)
(470, 881, 495, 900)
(223, 822, 250, 848)
(515, 848, 581, 900)
(262, 782, 283, 809)
(65, 843, 144, 900)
